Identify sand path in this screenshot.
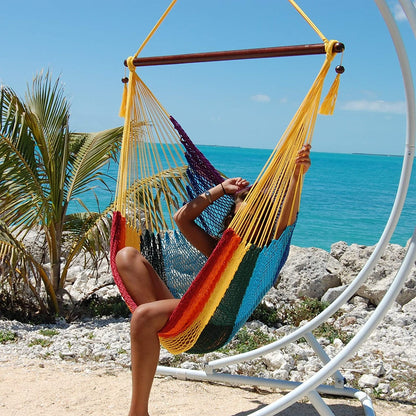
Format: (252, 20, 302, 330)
(1, 358, 415, 416)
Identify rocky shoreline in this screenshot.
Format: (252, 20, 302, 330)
(1, 240, 416, 405)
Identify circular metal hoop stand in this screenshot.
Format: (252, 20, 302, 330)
(156, 1, 416, 415)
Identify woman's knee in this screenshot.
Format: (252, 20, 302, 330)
(130, 304, 159, 337)
(130, 301, 176, 339)
(115, 247, 145, 271)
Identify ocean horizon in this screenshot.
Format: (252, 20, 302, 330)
(70, 146, 416, 252)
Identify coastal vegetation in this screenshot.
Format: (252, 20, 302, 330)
(0, 72, 123, 318)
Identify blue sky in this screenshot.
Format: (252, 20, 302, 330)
(1, 0, 415, 155)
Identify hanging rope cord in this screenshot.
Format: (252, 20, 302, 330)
(115, 0, 342, 245)
(288, 0, 328, 43)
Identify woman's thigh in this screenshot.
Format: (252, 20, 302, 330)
(116, 247, 174, 305)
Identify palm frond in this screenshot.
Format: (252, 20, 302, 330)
(0, 135, 47, 228)
(25, 71, 70, 158)
(0, 87, 39, 176)
(65, 126, 123, 202)
(123, 166, 189, 231)
(60, 210, 112, 288)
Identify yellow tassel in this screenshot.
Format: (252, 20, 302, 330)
(119, 82, 128, 118)
(319, 73, 340, 115)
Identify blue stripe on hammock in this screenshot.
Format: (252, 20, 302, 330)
(227, 222, 295, 343)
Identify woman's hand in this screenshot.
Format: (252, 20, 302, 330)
(294, 144, 311, 175)
(174, 177, 248, 257)
(222, 177, 250, 196)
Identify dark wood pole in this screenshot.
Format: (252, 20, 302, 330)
(126, 42, 344, 67)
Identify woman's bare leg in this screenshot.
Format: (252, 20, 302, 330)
(115, 247, 179, 416)
(129, 299, 179, 416)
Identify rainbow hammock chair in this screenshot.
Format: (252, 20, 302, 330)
(110, 0, 344, 355)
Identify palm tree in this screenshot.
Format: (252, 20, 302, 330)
(0, 72, 123, 316)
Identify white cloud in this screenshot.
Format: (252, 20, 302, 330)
(251, 94, 271, 103)
(341, 99, 406, 114)
(393, 1, 416, 21)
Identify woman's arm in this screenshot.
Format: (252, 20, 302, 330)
(174, 177, 249, 257)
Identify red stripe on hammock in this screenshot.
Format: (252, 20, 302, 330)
(110, 211, 138, 312)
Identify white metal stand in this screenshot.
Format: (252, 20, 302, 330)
(156, 1, 416, 414)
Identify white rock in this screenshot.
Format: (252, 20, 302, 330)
(358, 374, 380, 388)
(277, 246, 342, 300)
(263, 351, 286, 370)
(321, 285, 348, 304)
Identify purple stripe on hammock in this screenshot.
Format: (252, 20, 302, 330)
(170, 116, 224, 185)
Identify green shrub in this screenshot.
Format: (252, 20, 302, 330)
(39, 329, 59, 337)
(28, 338, 53, 348)
(284, 297, 330, 327)
(250, 297, 329, 328)
(0, 330, 17, 344)
(0, 292, 54, 324)
(250, 297, 352, 345)
(250, 303, 279, 327)
(314, 322, 353, 345)
(230, 327, 276, 354)
(80, 294, 130, 318)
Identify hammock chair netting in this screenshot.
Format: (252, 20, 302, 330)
(110, 0, 343, 355)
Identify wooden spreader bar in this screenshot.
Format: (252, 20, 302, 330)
(126, 42, 344, 67)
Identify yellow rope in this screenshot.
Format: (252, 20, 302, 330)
(287, 0, 328, 42)
(133, 0, 178, 59)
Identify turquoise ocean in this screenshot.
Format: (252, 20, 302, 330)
(73, 146, 416, 252)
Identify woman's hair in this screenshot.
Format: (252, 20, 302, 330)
(222, 187, 251, 231)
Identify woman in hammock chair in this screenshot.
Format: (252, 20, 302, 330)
(115, 144, 311, 416)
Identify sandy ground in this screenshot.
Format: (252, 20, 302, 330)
(0, 358, 415, 416)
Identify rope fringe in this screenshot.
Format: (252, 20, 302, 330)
(119, 82, 128, 118)
(319, 73, 341, 115)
